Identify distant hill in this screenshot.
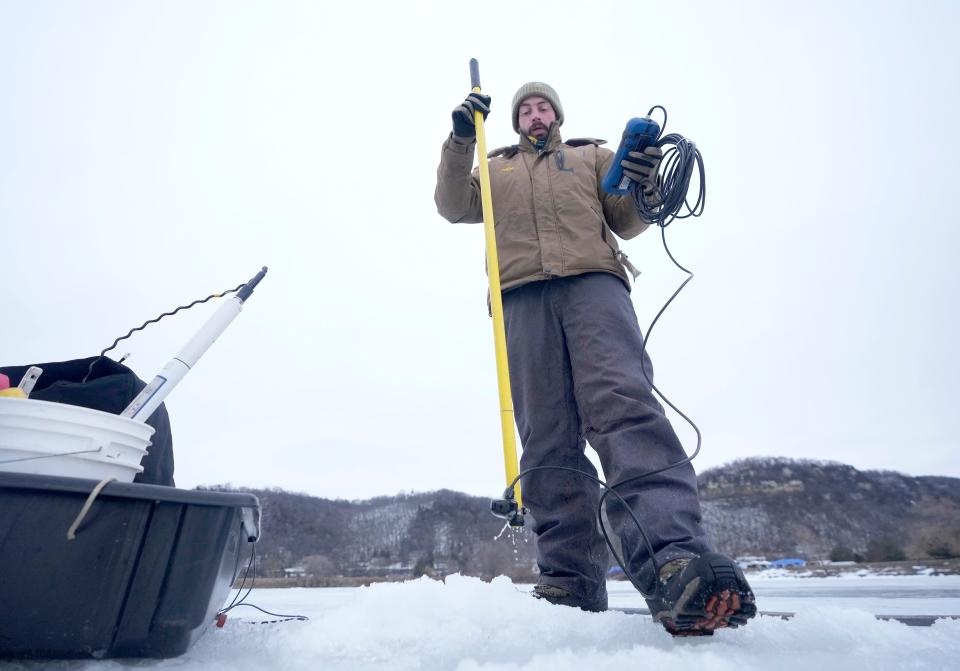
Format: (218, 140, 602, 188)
(199, 486, 540, 581)
(204, 457, 960, 580)
(699, 457, 960, 561)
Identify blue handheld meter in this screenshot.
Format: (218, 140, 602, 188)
(601, 116, 662, 195)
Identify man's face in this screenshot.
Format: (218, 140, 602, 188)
(517, 96, 556, 138)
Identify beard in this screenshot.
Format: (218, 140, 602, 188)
(527, 121, 549, 138)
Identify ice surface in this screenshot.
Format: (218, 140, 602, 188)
(4, 575, 959, 670)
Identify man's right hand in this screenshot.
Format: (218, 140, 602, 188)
(452, 92, 491, 140)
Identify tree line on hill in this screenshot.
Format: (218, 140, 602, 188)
(202, 457, 960, 581)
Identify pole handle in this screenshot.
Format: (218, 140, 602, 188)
(470, 58, 481, 90)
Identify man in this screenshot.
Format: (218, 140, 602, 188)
(434, 82, 756, 636)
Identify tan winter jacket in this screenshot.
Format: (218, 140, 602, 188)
(434, 126, 649, 292)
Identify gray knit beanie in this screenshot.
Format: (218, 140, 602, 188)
(511, 82, 564, 134)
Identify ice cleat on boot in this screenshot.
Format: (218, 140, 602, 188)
(532, 583, 608, 612)
(645, 553, 757, 636)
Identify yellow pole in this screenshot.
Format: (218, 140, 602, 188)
(470, 58, 521, 508)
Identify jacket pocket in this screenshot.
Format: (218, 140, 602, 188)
(589, 204, 620, 255)
(494, 213, 542, 286)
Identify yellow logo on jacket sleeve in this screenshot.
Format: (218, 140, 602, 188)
(499, 166, 515, 173)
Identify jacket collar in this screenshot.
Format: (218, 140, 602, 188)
(518, 123, 563, 154)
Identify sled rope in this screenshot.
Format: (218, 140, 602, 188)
(66, 476, 116, 540)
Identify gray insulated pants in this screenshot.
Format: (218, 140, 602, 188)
(502, 272, 711, 601)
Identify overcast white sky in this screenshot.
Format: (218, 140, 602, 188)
(2, 1, 958, 500)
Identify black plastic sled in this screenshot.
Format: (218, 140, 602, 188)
(0, 471, 260, 659)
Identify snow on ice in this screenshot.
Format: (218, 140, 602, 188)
(4, 574, 959, 671)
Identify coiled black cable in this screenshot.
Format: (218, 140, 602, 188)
(634, 105, 706, 228)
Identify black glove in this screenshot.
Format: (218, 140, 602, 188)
(621, 146, 663, 194)
(451, 92, 491, 139)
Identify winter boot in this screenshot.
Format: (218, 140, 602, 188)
(644, 553, 757, 636)
(532, 583, 608, 612)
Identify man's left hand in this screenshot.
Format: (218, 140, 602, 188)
(621, 146, 663, 194)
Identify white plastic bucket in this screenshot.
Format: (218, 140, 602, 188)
(0, 398, 154, 482)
